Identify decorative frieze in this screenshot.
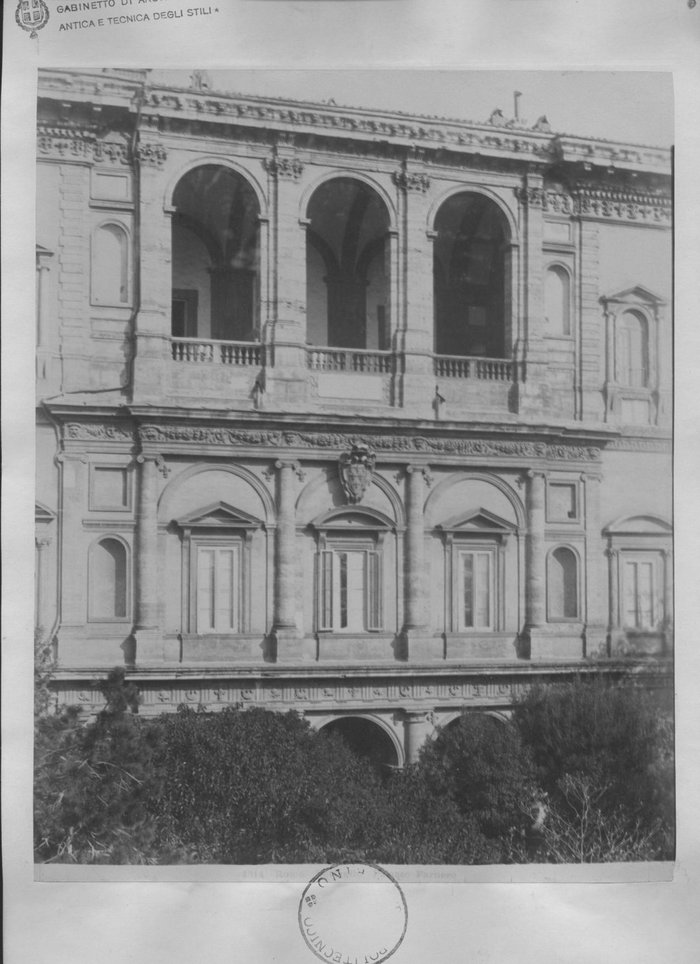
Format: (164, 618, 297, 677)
(392, 170, 431, 193)
(135, 142, 168, 167)
(37, 127, 95, 161)
(64, 422, 134, 441)
(520, 186, 671, 226)
(606, 437, 671, 453)
(263, 155, 304, 181)
(61, 419, 605, 462)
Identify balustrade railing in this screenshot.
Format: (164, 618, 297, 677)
(434, 354, 517, 381)
(171, 338, 263, 366)
(307, 348, 394, 374)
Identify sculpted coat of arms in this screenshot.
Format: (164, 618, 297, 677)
(339, 444, 376, 504)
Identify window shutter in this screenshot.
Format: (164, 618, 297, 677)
(367, 550, 382, 631)
(319, 550, 333, 630)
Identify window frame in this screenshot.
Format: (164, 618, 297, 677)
(90, 218, 132, 308)
(543, 262, 573, 339)
(437, 510, 517, 636)
(194, 540, 243, 635)
(88, 462, 133, 512)
(546, 544, 581, 623)
(455, 545, 497, 632)
(87, 534, 131, 623)
(176, 502, 264, 638)
(316, 535, 384, 634)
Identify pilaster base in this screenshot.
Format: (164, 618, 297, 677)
(400, 630, 442, 662)
(272, 627, 313, 662)
(526, 626, 584, 660)
(583, 625, 608, 659)
(133, 629, 165, 664)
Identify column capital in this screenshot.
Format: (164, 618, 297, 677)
(35, 536, 52, 549)
(526, 468, 547, 481)
(275, 459, 305, 481)
(136, 453, 170, 478)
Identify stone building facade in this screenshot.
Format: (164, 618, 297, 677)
(35, 69, 673, 765)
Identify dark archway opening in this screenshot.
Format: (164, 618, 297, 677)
(321, 716, 400, 769)
(171, 165, 260, 342)
(433, 193, 509, 358)
(306, 179, 391, 351)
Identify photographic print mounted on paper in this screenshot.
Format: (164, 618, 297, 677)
(34, 69, 673, 873)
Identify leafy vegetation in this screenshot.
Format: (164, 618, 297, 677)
(34, 670, 674, 865)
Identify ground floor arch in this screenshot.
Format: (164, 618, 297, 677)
(319, 714, 403, 768)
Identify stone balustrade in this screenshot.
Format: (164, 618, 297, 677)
(171, 338, 263, 366)
(307, 347, 394, 374)
(434, 354, 518, 380)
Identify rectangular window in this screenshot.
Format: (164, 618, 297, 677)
(196, 544, 240, 633)
(547, 482, 578, 522)
(460, 550, 492, 630)
(90, 466, 130, 510)
(623, 557, 656, 630)
(317, 546, 383, 632)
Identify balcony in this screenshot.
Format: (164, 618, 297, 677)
(171, 338, 263, 366)
(307, 348, 394, 374)
(434, 355, 517, 381)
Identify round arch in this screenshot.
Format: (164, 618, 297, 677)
(300, 170, 398, 231)
(440, 709, 512, 729)
(314, 713, 404, 768)
(164, 155, 268, 216)
(427, 184, 518, 240)
(424, 471, 526, 529)
(296, 467, 405, 528)
(157, 462, 276, 525)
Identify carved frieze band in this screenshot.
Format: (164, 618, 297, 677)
(37, 126, 167, 168)
(62, 421, 602, 461)
(515, 185, 671, 226)
(392, 170, 431, 193)
(263, 155, 304, 181)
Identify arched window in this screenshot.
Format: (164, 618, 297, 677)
(171, 165, 260, 342)
(305, 178, 391, 350)
(92, 223, 129, 305)
(547, 546, 578, 621)
(89, 537, 128, 620)
(545, 265, 571, 336)
(617, 310, 648, 387)
(433, 193, 509, 358)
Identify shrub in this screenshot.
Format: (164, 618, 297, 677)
(506, 774, 671, 864)
(34, 670, 166, 864)
(513, 677, 674, 836)
(415, 712, 538, 844)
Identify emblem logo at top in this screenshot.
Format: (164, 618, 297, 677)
(16, 0, 50, 38)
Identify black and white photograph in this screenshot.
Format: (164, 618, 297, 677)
(32, 68, 675, 870)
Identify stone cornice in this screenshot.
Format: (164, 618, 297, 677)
(38, 69, 672, 177)
(517, 185, 672, 226)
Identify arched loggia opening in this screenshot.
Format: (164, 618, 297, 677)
(171, 165, 260, 342)
(433, 193, 510, 359)
(321, 716, 401, 769)
(306, 179, 391, 351)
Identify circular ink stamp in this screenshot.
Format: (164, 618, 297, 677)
(299, 863, 408, 964)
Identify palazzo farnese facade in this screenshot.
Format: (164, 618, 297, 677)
(35, 69, 673, 766)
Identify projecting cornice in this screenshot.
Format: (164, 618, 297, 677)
(37, 69, 672, 177)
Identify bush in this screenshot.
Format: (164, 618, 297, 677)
(513, 677, 673, 831)
(34, 670, 166, 864)
(152, 706, 499, 864)
(415, 712, 538, 844)
(506, 774, 671, 864)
